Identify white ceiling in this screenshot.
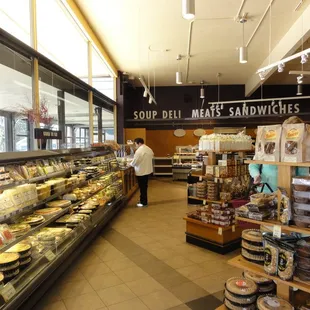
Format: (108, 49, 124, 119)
(76, 0, 310, 86)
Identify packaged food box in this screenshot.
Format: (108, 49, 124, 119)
(294, 191, 310, 204)
(292, 176, 310, 191)
(215, 166, 228, 178)
(294, 214, 310, 227)
(281, 123, 310, 163)
(205, 166, 215, 177)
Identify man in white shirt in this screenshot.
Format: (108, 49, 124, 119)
(130, 138, 154, 207)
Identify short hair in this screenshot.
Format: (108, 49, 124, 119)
(134, 138, 144, 144)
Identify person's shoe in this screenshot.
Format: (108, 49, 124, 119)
(136, 203, 148, 208)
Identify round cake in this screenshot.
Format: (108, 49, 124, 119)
(226, 277, 258, 297)
(242, 229, 263, 244)
(46, 200, 71, 208)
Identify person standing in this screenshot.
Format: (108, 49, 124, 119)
(130, 138, 154, 207)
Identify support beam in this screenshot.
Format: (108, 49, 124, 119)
(245, 4, 310, 97)
(64, 0, 118, 78)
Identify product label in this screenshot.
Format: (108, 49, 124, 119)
(0, 283, 16, 302)
(287, 128, 300, 140)
(264, 297, 280, 307)
(278, 252, 288, 272)
(45, 250, 56, 262)
(264, 248, 272, 266)
(265, 129, 276, 140)
(235, 280, 248, 288)
(273, 225, 282, 239)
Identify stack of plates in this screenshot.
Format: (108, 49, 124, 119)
(224, 277, 258, 310)
(0, 253, 20, 283)
(243, 271, 276, 295)
(6, 243, 32, 269)
(257, 295, 293, 310)
(242, 230, 264, 264)
(9, 224, 31, 237)
(19, 215, 45, 226)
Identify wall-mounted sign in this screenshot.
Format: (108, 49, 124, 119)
(132, 100, 301, 120)
(34, 128, 62, 140)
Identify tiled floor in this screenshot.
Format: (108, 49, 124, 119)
(35, 179, 241, 310)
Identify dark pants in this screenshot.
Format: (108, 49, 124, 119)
(137, 174, 149, 205)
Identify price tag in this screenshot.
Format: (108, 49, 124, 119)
(45, 250, 56, 262)
(0, 283, 16, 302)
(218, 227, 223, 235)
(273, 225, 282, 239)
(232, 225, 236, 232)
(199, 176, 202, 181)
(203, 200, 206, 205)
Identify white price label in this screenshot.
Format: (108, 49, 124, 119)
(45, 250, 56, 262)
(273, 225, 282, 239)
(218, 227, 223, 235)
(1, 283, 16, 302)
(232, 225, 236, 232)
(199, 176, 202, 181)
(203, 200, 206, 205)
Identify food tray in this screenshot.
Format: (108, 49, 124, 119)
(242, 229, 263, 244)
(224, 289, 257, 305)
(224, 298, 256, 310)
(293, 176, 310, 191)
(225, 277, 258, 296)
(296, 239, 310, 257)
(257, 295, 293, 310)
(293, 215, 310, 228)
(243, 271, 273, 285)
(297, 255, 310, 269)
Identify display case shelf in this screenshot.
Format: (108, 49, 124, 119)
(228, 255, 310, 294)
(244, 159, 310, 167)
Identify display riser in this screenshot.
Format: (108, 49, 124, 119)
(7, 199, 125, 310)
(185, 233, 241, 255)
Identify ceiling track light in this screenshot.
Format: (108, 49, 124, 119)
(301, 54, 308, 64)
(148, 97, 152, 104)
(297, 84, 303, 96)
(138, 76, 157, 105)
(257, 48, 310, 74)
(143, 89, 148, 97)
(182, 0, 195, 20)
(277, 63, 285, 73)
(239, 17, 248, 64)
(259, 72, 266, 81)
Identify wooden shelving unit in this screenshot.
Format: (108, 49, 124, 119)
(232, 159, 310, 302)
(120, 167, 138, 200)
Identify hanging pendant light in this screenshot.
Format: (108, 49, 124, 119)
(143, 89, 148, 97)
(297, 84, 303, 95)
(176, 55, 183, 84)
(148, 96, 153, 104)
(200, 81, 205, 99)
(239, 17, 248, 64)
(182, 0, 195, 20)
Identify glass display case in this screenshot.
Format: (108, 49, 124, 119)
(0, 147, 124, 309)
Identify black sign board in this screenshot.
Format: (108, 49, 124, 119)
(34, 128, 62, 140)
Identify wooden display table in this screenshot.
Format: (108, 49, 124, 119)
(183, 216, 244, 254)
(120, 167, 138, 200)
(232, 159, 310, 302)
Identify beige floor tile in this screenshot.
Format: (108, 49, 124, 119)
(153, 270, 189, 288)
(199, 260, 230, 275)
(186, 252, 216, 264)
(97, 284, 136, 306)
(107, 298, 149, 310)
(148, 248, 176, 261)
(126, 277, 164, 296)
(167, 305, 191, 310)
(215, 268, 243, 281)
(57, 279, 94, 299)
(164, 255, 195, 269)
(88, 272, 123, 290)
(76, 252, 103, 268)
(59, 267, 85, 283)
(140, 241, 164, 251)
(131, 235, 154, 245)
(40, 286, 62, 305)
(98, 249, 126, 262)
(176, 264, 209, 281)
(194, 274, 226, 294)
(79, 262, 111, 279)
(130, 253, 157, 266)
(169, 281, 208, 303)
(63, 292, 105, 310)
(34, 301, 67, 310)
(114, 266, 149, 282)
(105, 257, 136, 272)
(140, 289, 182, 310)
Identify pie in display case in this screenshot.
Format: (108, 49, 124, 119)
(0, 147, 125, 309)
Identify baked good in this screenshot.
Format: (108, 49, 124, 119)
(224, 289, 257, 304)
(19, 215, 45, 226)
(242, 229, 263, 244)
(243, 271, 273, 285)
(46, 200, 71, 208)
(225, 298, 256, 310)
(226, 277, 258, 296)
(5, 243, 31, 256)
(9, 224, 31, 237)
(257, 295, 293, 310)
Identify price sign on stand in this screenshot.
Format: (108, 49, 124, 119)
(45, 250, 56, 262)
(0, 283, 16, 302)
(273, 225, 282, 239)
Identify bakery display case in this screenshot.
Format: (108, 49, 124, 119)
(0, 147, 124, 310)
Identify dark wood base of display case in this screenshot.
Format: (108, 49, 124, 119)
(186, 233, 241, 255)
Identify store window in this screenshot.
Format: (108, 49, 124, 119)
(0, 43, 32, 152)
(37, 0, 88, 79)
(0, 0, 31, 46)
(38, 65, 90, 150)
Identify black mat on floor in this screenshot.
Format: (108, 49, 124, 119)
(186, 295, 222, 310)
